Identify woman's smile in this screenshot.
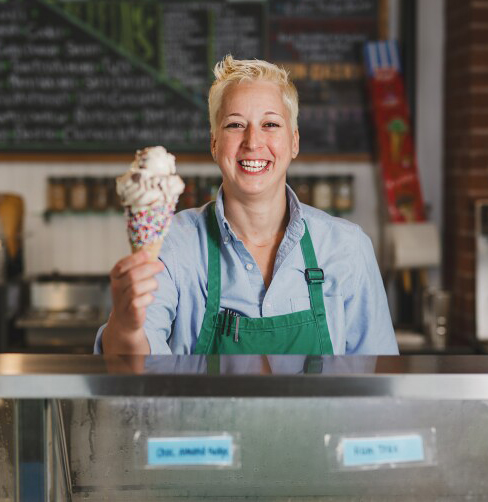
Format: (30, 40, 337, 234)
(237, 159, 271, 175)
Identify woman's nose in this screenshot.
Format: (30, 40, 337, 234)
(243, 125, 262, 150)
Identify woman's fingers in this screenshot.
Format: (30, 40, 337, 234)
(123, 294, 155, 329)
(130, 276, 160, 298)
(110, 251, 165, 329)
(131, 292, 156, 310)
(111, 253, 164, 282)
(111, 250, 150, 279)
(117, 262, 164, 295)
(119, 278, 159, 312)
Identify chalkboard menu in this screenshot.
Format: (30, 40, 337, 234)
(0, 0, 385, 155)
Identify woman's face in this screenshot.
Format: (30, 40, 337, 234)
(211, 80, 299, 199)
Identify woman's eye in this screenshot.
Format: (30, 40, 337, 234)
(225, 123, 244, 129)
(264, 122, 279, 128)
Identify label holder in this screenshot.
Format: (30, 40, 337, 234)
(133, 431, 241, 470)
(325, 428, 437, 471)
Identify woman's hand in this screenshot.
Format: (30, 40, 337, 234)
(110, 250, 164, 331)
(102, 251, 164, 354)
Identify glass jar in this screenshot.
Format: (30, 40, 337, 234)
(47, 177, 67, 211)
(178, 177, 198, 211)
(294, 177, 312, 205)
(69, 177, 88, 211)
(198, 177, 221, 204)
(108, 178, 123, 211)
(198, 177, 212, 205)
(91, 177, 109, 211)
(334, 175, 354, 213)
(312, 177, 333, 212)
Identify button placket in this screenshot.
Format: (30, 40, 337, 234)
(261, 294, 273, 316)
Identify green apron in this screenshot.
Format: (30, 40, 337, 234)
(194, 203, 334, 355)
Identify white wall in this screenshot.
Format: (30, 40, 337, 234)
(416, 0, 445, 288)
(0, 161, 380, 276)
(388, 0, 402, 40)
(0, 162, 128, 275)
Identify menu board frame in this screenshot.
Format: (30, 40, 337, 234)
(1, 0, 388, 163)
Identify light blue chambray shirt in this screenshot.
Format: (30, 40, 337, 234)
(94, 185, 398, 355)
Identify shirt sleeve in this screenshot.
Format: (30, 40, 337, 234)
(344, 227, 399, 355)
(143, 258, 177, 354)
(143, 237, 179, 354)
(92, 238, 179, 355)
(93, 323, 106, 354)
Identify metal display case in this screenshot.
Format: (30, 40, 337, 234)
(2, 354, 488, 501)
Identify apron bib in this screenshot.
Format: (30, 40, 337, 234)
(194, 203, 333, 355)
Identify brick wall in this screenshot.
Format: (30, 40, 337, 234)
(444, 0, 488, 344)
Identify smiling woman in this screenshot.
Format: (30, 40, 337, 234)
(96, 55, 398, 356)
(211, 79, 298, 205)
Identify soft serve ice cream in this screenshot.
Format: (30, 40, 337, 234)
(116, 146, 185, 260)
(117, 146, 184, 210)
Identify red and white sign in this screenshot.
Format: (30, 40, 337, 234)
(365, 41, 425, 223)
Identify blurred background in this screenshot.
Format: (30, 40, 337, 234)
(0, 0, 481, 355)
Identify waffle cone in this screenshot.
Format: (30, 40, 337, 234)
(132, 239, 163, 261)
(125, 201, 177, 261)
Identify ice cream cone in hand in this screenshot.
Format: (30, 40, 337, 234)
(116, 146, 185, 261)
(135, 240, 162, 261)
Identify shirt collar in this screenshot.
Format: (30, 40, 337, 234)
(214, 184, 305, 242)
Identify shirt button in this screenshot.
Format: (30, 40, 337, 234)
(246, 263, 253, 271)
(224, 236, 230, 243)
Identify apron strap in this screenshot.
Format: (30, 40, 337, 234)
(206, 355, 221, 374)
(300, 221, 333, 354)
(300, 221, 328, 325)
(205, 203, 222, 314)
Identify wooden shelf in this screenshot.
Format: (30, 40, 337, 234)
(2, 152, 372, 164)
(43, 209, 123, 222)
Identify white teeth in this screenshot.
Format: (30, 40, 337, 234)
(239, 160, 269, 172)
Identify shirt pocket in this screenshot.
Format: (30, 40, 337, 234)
(290, 295, 346, 355)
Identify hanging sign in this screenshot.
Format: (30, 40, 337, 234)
(365, 40, 425, 223)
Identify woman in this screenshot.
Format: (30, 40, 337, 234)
(96, 55, 398, 355)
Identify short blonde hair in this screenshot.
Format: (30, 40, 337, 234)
(208, 55, 299, 134)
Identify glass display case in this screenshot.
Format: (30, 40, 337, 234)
(2, 354, 488, 501)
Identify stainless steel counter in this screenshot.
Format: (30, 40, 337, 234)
(3, 355, 488, 501)
(1, 354, 488, 399)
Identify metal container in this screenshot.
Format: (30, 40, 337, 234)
(30, 277, 107, 312)
(422, 288, 451, 349)
(16, 276, 111, 350)
(476, 199, 488, 341)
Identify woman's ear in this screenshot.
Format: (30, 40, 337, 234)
(210, 134, 217, 161)
(292, 129, 300, 159)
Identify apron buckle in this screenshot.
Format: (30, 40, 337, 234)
(305, 268, 324, 284)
